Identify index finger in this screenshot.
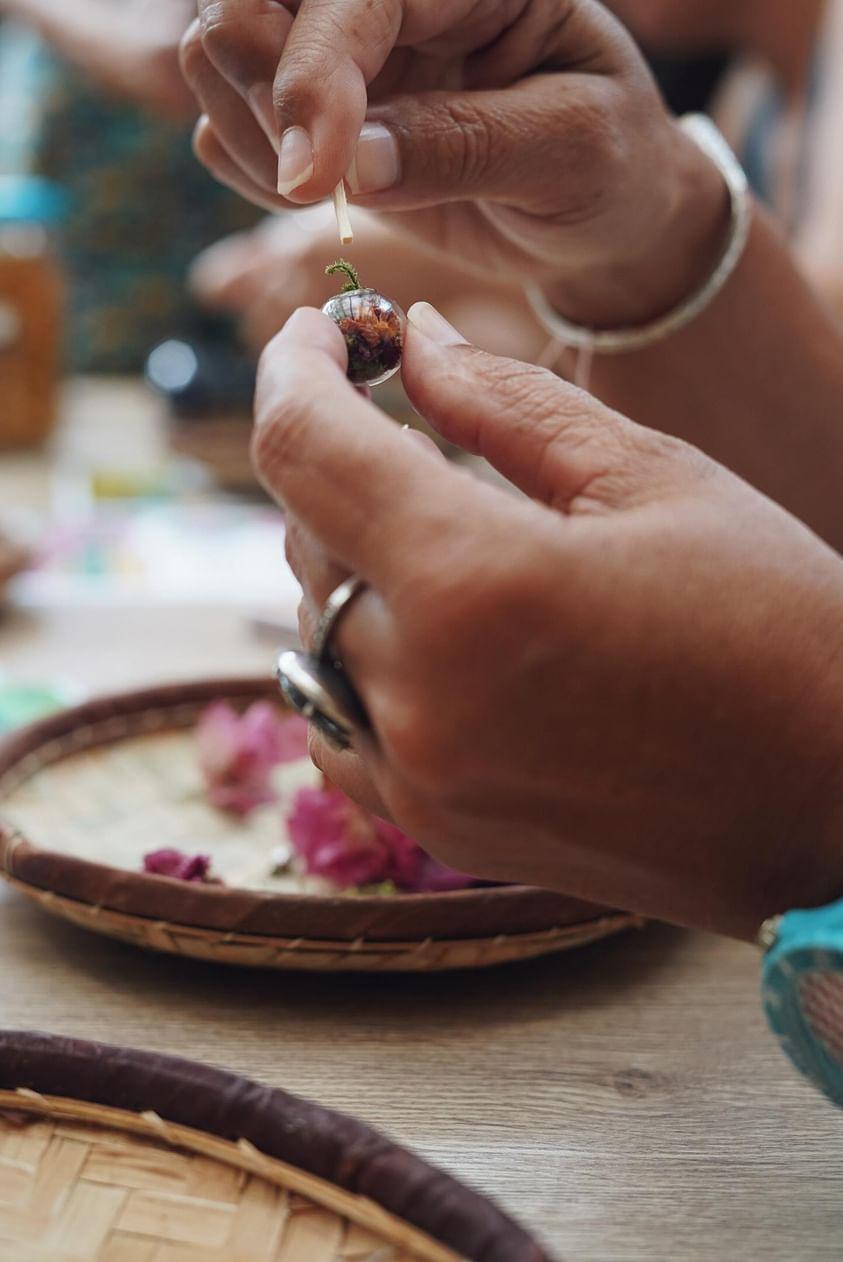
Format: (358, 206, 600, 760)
(270, 0, 487, 199)
(254, 308, 464, 587)
(269, 0, 403, 199)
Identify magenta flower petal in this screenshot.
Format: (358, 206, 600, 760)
(196, 701, 308, 816)
(287, 787, 390, 887)
(143, 848, 214, 883)
(285, 786, 477, 893)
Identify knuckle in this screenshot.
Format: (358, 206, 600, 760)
(492, 359, 565, 430)
(546, 87, 631, 224)
(642, 429, 721, 488)
(430, 99, 495, 189)
(567, 423, 716, 514)
(199, 7, 263, 84)
(273, 43, 336, 117)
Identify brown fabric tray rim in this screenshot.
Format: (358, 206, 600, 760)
(0, 1031, 553, 1262)
(2, 869, 637, 954)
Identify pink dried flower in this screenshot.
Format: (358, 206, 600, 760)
(143, 849, 216, 883)
(286, 786, 476, 893)
(196, 701, 309, 815)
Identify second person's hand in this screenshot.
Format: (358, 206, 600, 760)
(181, 0, 729, 330)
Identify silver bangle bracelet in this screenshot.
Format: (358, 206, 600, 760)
(524, 114, 752, 355)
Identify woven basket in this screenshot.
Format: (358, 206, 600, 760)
(0, 678, 642, 972)
(0, 1030, 553, 1261)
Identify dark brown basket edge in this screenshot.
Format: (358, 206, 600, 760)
(0, 1030, 554, 1262)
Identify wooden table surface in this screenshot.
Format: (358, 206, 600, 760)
(0, 384, 840, 1261)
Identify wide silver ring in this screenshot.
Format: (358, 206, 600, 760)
(276, 649, 369, 751)
(310, 575, 367, 662)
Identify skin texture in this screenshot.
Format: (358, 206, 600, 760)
(254, 305, 843, 943)
(2, 0, 196, 115)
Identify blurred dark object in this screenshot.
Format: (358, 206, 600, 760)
(145, 338, 255, 420)
(648, 52, 731, 116)
(0, 532, 31, 604)
(0, 175, 65, 450)
(145, 337, 258, 492)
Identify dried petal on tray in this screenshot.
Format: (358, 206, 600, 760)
(143, 849, 218, 883)
(196, 701, 308, 816)
(286, 786, 476, 893)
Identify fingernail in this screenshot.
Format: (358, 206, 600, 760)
(249, 83, 278, 149)
(347, 122, 400, 195)
(277, 126, 313, 196)
(408, 302, 468, 347)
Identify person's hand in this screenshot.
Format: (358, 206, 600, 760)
(5, 0, 199, 117)
(190, 211, 546, 359)
(254, 303, 843, 941)
(95, 0, 198, 116)
(181, 0, 729, 329)
(116, 2, 198, 116)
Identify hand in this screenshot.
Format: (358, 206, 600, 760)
(190, 211, 546, 358)
(7, 0, 198, 117)
(254, 303, 843, 941)
(115, 1, 199, 116)
(97, 0, 198, 116)
(181, 0, 729, 328)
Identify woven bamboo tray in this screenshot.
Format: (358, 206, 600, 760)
(0, 678, 642, 972)
(0, 1030, 553, 1261)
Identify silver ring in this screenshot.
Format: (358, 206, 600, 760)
(276, 649, 369, 751)
(310, 575, 367, 661)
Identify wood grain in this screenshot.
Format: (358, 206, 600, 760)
(0, 382, 841, 1260)
(2, 885, 841, 1260)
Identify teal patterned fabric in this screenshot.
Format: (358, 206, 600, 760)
(0, 21, 261, 372)
(762, 899, 843, 1107)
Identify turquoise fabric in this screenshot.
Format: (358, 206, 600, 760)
(0, 20, 261, 372)
(762, 899, 843, 1106)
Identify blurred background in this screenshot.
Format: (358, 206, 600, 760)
(0, 0, 841, 723)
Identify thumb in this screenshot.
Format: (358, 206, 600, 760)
(402, 303, 708, 512)
(347, 78, 608, 217)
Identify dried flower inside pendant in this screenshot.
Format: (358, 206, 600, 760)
(322, 259, 405, 387)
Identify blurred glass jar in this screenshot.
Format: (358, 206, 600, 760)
(0, 175, 65, 449)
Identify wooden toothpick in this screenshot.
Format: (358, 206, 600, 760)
(332, 180, 353, 245)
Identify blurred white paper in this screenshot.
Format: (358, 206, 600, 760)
(11, 503, 301, 616)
